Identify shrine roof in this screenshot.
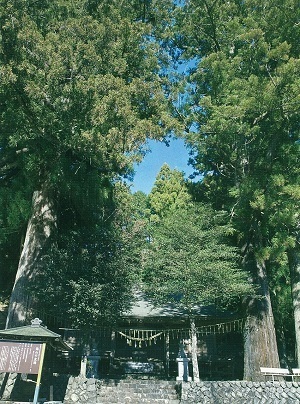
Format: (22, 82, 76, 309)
(123, 290, 232, 319)
(0, 318, 72, 350)
(0, 324, 60, 338)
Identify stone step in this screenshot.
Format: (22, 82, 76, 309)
(97, 391, 178, 398)
(96, 400, 180, 404)
(97, 388, 177, 393)
(97, 392, 178, 398)
(96, 399, 180, 402)
(99, 378, 176, 384)
(98, 384, 177, 391)
(96, 379, 180, 403)
(113, 382, 177, 387)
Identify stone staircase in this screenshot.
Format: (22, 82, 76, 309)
(96, 378, 180, 404)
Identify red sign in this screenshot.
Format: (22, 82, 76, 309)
(0, 341, 43, 374)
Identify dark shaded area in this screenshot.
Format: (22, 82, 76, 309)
(0, 372, 69, 402)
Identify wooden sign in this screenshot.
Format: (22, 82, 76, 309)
(0, 341, 43, 374)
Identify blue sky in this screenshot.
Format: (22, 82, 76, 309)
(129, 138, 195, 194)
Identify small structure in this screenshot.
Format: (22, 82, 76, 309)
(0, 318, 71, 403)
(176, 344, 191, 382)
(0, 318, 71, 350)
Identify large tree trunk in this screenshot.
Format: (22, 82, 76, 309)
(243, 258, 280, 380)
(190, 318, 200, 382)
(288, 240, 300, 367)
(5, 184, 57, 329)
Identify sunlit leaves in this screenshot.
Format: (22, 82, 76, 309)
(143, 204, 253, 312)
(148, 164, 193, 220)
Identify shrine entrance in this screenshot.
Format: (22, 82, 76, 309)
(28, 293, 246, 381)
(108, 318, 245, 379)
(114, 329, 166, 375)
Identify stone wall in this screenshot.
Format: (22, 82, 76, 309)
(0, 373, 97, 403)
(63, 376, 98, 404)
(180, 380, 300, 403)
(51, 377, 300, 403)
(63, 377, 180, 404)
(2, 373, 300, 403)
(0, 373, 18, 401)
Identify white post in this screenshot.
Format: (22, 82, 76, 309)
(33, 343, 46, 404)
(80, 355, 87, 377)
(176, 342, 191, 382)
(176, 357, 191, 382)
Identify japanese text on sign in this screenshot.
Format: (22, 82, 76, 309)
(0, 341, 42, 374)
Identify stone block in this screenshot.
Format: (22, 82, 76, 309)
(70, 393, 79, 402)
(87, 383, 96, 392)
(86, 378, 96, 385)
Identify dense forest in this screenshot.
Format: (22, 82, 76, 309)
(0, 0, 299, 381)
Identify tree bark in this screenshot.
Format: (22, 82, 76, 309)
(288, 240, 300, 367)
(5, 183, 57, 329)
(190, 318, 200, 382)
(243, 258, 280, 380)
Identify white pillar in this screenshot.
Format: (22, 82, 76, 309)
(80, 355, 87, 377)
(176, 357, 192, 382)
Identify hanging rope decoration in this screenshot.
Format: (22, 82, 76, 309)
(196, 318, 245, 336)
(118, 330, 164, 348)
(31, 306, 245, 338)
(170, 329, 189, 340)
(117, 319, 245, 347)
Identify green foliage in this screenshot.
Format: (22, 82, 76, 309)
(175, 0, 300, 247)
(0, 0, 176, 320)
(0, 178, 32, 294)
(268, 257, 296, 359)
(31, 200, 142, 327)
(0, 0, 175, 188)
(31, 230, 128, 327)
(143, 204, 253, 313)
(174, 0, 299, 361)
(148, 163, 193, 220)
(28, 181, 151, 327)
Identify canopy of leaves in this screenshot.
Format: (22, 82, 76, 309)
(143, 204, 253, 314)
(0, 0, 177, 235)
(148, 163, 193, 220)
(30, 182, 148, 328)
(174, 0, 299, 361)
(175, 0, 300, 250)
(0, 0, 183, 333)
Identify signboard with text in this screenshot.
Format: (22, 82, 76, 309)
(0, 341, 43, 374)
